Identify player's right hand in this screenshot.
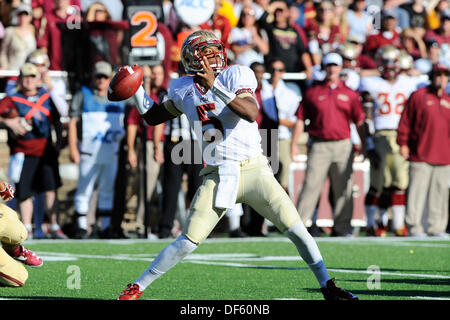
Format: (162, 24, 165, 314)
(0, 182, 15, 201)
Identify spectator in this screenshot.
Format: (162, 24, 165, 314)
(0, 3, 36, 71)
(332, 0, 349, 40)
(424, 8, 450, 46)
(127, 64, 166, 238)
(397, 65, 450, 237)
(346, 0, 373, 43)
(306, 0, 343, 65)
(229, 6, 269, 67)
(291, 53, 367, 237)
(84, 1, 129, 67)
(400, 28, 427, 60)
(382, 0, 411, 30)
(364, 11, 402, 57)
(0, 63, 65, 239)
(400, 0, 428, 37)
(68, 61, 129, 238)
(259, 0, 312, 77)
(199, 0, 232, 49)
(426, 0, 449, 30)
(261, 58, 300, 192)
(414, 38, 442, 74)
(288, 2, 309, 46)
(41, 0, 82, 71)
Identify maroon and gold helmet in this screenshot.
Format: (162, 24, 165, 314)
(375, 45, 400, 79)
(181, 30, 227, 75)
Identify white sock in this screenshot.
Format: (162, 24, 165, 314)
(284, 221, 329, 286)
(365, 205, 378, 228)
(135, 235, 198, 290)
(100, 217, 111, 231)
(24, 224, 32, 233)
(51, 223, 60, 232)
(391, 205, 405, 230)
(308, 260, 330, 288)
(77, 215, 87, 230)
(379, 209, 388, 227)
(228, 215, 241, 231)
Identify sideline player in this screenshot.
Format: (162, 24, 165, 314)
(0, 181, 43, 287)
(360, 45, 422, 236)
(116, 30, 357, 300)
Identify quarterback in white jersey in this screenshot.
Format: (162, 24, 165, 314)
(117, 30, 357, 300)
(360, 46, 421, 237)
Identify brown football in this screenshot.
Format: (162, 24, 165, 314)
(108, 65, 143, 101)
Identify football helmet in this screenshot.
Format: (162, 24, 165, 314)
(339, 42, 358, 68)
(375, 45, 400, 79)
(181, 30, 227, 75)
(397, 52, 413, 71)
(26, 49, 50, 69)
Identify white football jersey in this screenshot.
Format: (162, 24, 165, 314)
(360, 75, 422, 130)
(168, 65, 262, 166)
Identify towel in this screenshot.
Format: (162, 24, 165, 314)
(215, 161, 241, 209)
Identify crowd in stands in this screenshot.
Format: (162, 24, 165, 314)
(0, 0, 449, 240)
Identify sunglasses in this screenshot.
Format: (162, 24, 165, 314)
(95, 74, 109, 79)
(272, 68, 285, 72)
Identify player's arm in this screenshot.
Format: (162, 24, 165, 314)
(132, 86, 180, 126)
(196, 57, 259, 122)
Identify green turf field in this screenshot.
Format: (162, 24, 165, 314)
(1, 236, 449, 301)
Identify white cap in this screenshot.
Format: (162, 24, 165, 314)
(323, 53, 343, 66)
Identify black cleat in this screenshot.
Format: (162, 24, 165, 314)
(320, 278, 358, 300)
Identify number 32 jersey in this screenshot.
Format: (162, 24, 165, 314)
(360, 75, 422, 131)
(167, 64, 263, 166)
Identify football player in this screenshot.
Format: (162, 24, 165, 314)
(117, 30, 357, 300)
(0, 181, 43, 287)
(360, 45, 423, 236)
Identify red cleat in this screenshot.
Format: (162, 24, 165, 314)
(118, 283, 143, 300)
(11, 245, 43, 267)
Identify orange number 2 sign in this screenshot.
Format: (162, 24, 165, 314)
(130, 11, 158, 47)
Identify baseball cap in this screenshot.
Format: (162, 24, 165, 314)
(20, 63, 39, 77)
(94, 61, 112, 77)
(16, 3, 32, 15)
(323, 53, 343, 66)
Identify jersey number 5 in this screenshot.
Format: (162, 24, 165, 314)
(196, 103, 224, 142)
(377, 92, 407, 115)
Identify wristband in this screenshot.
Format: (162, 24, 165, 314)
(210, 78, 236, 105)
(133, 86, 154, 115)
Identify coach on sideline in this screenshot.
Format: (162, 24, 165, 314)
(397, 64, 450, 237)
(290, 52, 368, 237)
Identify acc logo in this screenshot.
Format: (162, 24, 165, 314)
(174, 0, 215, 26)
(92, 130, 124, 143)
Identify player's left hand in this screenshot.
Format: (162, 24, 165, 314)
(0, 182, 15, 201)
(196, 56, 216, 90)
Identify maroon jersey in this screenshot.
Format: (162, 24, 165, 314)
(397, 86, 450, 165)
(297, 80, 365, 141)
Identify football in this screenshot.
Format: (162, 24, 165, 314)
(107, 65, 143, 101)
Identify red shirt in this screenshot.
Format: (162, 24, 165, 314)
(0, 97, 48, 156)
(364, 31, 401, 54)
(42, 9, 79, 70)
(297, 80, 365, 141)
(397, 86, 450, 165)
(199, 14, 231, 48)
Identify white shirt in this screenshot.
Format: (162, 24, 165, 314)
(168, 65, 262, 166)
